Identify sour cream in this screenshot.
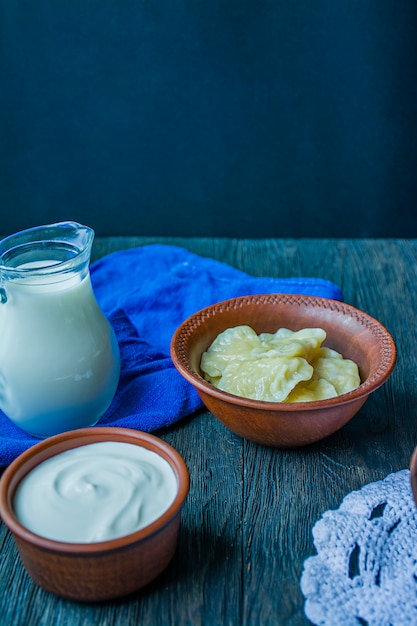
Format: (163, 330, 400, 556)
(13, 441, 178, 543)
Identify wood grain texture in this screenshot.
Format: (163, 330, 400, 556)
(1, 237, 416, 625)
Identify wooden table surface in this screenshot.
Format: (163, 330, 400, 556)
(1, 237, 416, 626)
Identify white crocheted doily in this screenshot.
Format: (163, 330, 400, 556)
(301, 470, 417, 626)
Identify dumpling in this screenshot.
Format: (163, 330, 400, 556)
(258, 327, 326, 362)
(213, 356, 314, 402)
(310, 350, 360, 395)
(200, 325, 262, 379)
(285, 378, 338, 402)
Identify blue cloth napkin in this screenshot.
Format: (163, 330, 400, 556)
(0, 244, 343, 466)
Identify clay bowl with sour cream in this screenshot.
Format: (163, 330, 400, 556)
(0, 427, 189, 602)
(170, 294, 397, 448)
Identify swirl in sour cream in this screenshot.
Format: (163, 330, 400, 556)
(13, 441, 178, 543)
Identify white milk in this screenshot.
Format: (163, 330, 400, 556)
(0, 265, 120, 437)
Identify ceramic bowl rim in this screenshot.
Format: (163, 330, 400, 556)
(409, 446, 417, 506)
(170, 293, 397, 412)
(0, 427, 190, 554)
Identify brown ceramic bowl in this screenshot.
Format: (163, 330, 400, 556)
(170, 294, 397, 448)
(410, 447, 417, 506)
(0, 427, 189, 602)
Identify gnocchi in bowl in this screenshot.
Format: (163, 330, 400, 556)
(170, 294, 397, 448)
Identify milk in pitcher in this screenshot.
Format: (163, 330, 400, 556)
(0, 222, 120, 437)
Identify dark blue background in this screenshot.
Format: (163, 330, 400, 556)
(1, 1, 417, 237)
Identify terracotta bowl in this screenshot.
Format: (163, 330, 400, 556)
(170, 294, 397, 448)
(0, 427, 189, 602)
(409, 447, 417, 506)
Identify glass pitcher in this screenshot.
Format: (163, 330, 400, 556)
(0, 221, 120, 438)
